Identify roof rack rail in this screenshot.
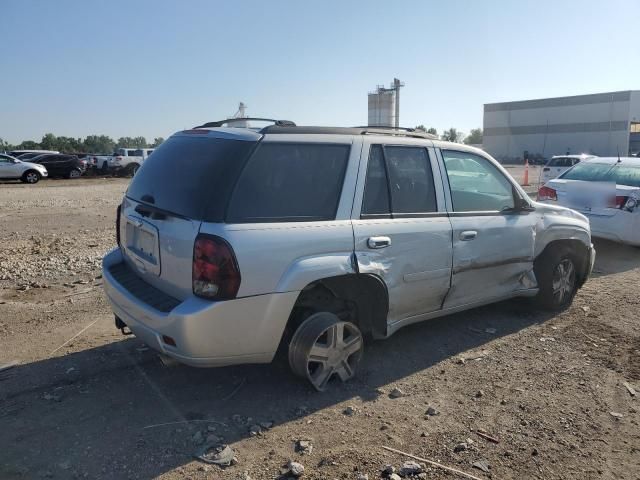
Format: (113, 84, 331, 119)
(193, 118, 296, 129)
(352, 126, 438, 140)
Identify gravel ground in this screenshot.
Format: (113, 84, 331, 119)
(1, 177, 639, 480)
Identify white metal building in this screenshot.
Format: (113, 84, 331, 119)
(483, 90, 640, 162)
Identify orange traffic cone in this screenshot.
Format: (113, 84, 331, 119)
(522, 159, 530, 186)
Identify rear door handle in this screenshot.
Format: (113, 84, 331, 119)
(367, 236, 391, 249)
(460, 230, 477, 241)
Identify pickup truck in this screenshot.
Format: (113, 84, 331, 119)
(92, 148, 154, 176)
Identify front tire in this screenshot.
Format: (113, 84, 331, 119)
(288, 312, 363, 392)
(21, 170, 41, 184)
(534, 248, 578, 311)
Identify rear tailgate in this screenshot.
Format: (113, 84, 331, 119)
(119, 198, 201, 300)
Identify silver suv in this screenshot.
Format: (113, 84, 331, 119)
(103, 119, 595, 391)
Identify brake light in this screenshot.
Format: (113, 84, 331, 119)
(614, 195, 638, 212)
(192, 234, 241, 300)
(116, 204, 122, 247)
(538, 186, 557, 201)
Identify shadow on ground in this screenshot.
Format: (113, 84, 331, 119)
(1, 298, 556, 479)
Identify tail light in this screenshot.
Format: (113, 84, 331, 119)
(614, 195, 638, 212)
(114, 156, 123, 163)
(116, 204, 122, 246)
(193, 234, 241, 300)
(538, 186, 557, 201)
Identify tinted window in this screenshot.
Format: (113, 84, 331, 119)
(227, 143, 349, 223)
(129, 149, 143, 157)
(385, 146, 436, 213)
(443, 150, 515, 212)
(362, 145, 390, 215)
(127, 136, 257, 221)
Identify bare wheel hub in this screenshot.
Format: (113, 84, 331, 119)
(288, 312, 363, 391)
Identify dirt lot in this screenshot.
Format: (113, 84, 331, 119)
(1, 177, 639, 480)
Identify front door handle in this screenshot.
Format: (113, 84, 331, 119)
(367, 236, 391, 249)
(460, 230, 477, 241)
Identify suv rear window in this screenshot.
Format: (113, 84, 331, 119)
(127, 135, 257, 221)
(226, 143, 350, 223)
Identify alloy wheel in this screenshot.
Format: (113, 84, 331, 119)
(289, 313, 363, 391)
(552, 258, 575, 304)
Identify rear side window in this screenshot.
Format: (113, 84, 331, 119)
(127, 136, 257, 221)
(226, 143, 350, 223)
(361, 145, 437, 216)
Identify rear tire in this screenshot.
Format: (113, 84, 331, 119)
(21, 170, 41, 184)
(127, 164, 140, 177)
(68, 168, 82, 179)
(533, 247, 578, 311)
(288, 312, 363, 392)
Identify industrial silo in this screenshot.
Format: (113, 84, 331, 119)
(368, 88, 396, 127)
(367, 78, 404, 128)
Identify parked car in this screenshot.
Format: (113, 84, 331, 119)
(538, 156, 640, 246)
(29, 154, 84, 179)
(0, 153, 48, 183)
(540, 154, 596, 184)
(9, 149, 59, 158)
(100, 148, 154, 176)
(103, 119, 595, 391)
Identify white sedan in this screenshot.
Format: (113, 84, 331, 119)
(0, 154, 48, 184)
(538, 156, 640, 246)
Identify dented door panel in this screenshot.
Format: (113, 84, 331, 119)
(443, 213, 538, 308)
(353, 216, 452, 322)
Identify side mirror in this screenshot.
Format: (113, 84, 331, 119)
(515, 195, 535, 211)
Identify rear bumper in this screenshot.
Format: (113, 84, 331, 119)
(587, 213, 640, 247)
(102, 248, 299, 367)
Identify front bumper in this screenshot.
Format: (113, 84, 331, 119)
(102, 248, 299, 367)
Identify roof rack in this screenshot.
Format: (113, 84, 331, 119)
(193, 118, 296, 129)
(352, 126, 438, 140)
(259, 125, 438, 140)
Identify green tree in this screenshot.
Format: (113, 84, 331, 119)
(83, 135, 116, 154)
(117, 136, 148, 148)
(40, 133, 58, 150)
(17, 140, 40, 150)
(464, 128, 483, 145)
(441, 127, 463, 143)
(0, 137, 13, 152)
(150, 137, 165, 148)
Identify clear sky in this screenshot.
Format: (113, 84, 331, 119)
(1, 0, 638, 144)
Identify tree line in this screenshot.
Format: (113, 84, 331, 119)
(414, 126, 483, 145)
(0, 133, 165, 154)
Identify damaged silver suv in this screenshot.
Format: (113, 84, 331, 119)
(102, 118, 595, 391)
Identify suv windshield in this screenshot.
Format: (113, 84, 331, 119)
(127, 135, 257, 220)
(560, 162, 640, 187)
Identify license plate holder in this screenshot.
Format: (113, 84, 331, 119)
(125, 216, 161, 276)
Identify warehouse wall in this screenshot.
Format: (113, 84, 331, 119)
(483, 91, 635, 162)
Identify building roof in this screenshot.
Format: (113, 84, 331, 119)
(485, 90, 638, 112)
